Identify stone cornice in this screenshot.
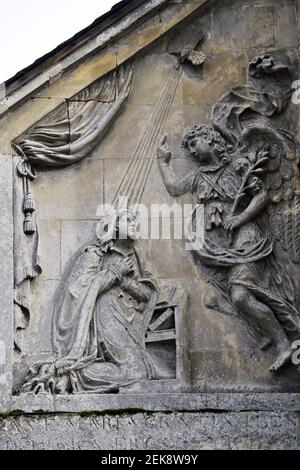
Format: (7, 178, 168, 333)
(0, 0, 209, 121)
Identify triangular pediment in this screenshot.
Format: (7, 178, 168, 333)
(0, 0, 212, 143)
(1, 0, 300, 400)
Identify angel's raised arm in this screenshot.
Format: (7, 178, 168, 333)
(157, 135, 193, 197)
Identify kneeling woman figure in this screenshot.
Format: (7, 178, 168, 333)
(22, 209, 158, 394)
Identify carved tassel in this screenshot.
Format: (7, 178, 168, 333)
(16, 155, 38, 236)
(23, 191, 36, 212)
(23, 178, 36, 235)
(24, 212, 36, 235)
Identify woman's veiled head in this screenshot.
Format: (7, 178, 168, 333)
(96, 208, 138, 244)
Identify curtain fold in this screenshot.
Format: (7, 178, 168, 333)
(14, 64, 133, 167)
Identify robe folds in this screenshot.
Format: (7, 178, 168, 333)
(22, 241, 159, 394)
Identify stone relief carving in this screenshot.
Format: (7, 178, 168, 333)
(167, 28, 206, 68)
(20, 210, 184, 395)
(12, 65, 134, 350)
(17, 55, 187, 395)
(14, 45, 300, 396)
(157, 53, 300, 374)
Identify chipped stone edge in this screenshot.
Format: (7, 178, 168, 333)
(1, 393, 300, 415)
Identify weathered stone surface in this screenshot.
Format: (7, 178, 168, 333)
(0, 410, 299, 450)
(7, 391, 300, 413)
(212, 4, 275, 51)
(34, 159, 104, 220)
(0, 156, 13, 412)
(60, 220, 99, 272)
(276, 3, 298, 48)
(180, 52, 247, 105)
(38, 220, 61, 280)
(13, 279, 60, 392)
(94, 107, 154, 159)
(1, 0, 300, 450)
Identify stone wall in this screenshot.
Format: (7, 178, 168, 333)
(11, 0, 300, 393)
(0, 411, 299, 450)
(1, 0, 300, 450)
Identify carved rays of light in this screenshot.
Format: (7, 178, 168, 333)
(112, 68, 182, 208)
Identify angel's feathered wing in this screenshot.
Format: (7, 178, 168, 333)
(239, 126, 300, 264)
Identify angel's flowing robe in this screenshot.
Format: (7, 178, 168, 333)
(182, 162, 300, 346)
(51, 241, 158, 393)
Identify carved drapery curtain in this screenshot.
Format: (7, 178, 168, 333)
(13, 64, 134, 341)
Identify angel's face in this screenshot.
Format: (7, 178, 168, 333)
(188, 136, 214, 163)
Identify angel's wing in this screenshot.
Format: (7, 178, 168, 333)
(239, 126, 300, 263)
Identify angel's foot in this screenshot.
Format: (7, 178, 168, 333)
(269, 347, 294, 373)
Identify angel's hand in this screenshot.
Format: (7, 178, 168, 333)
(247, 176, 263, 194)
(256, 146, 270, 161)
(157, 134, 172, 164)
(224, 216, 243, 232)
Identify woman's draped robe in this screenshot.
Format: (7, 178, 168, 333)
(23, 241, 158, 394)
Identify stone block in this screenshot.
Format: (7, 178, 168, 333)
(93, 106, 154, 160)
(0, 156, 13, 411)
(129, 52, 181, 106)
(0, 410, 299, 449)
(140, 238, 199, 279)
(38, 220, 61, 280)
(34, 158, 104, 220)
(212, 5, 275, 51)
(276, 3, 298, 48)
(204, 348, 300, 393)
(160, 1, 207, 36)
(117, 14, 162, 47)
(180, 52, 247, 105)
(189, 351, 206, 390)
(13, 279, 59, 391)
(16, 278, 58, 357)
(60, 219, 99, 272)
(116, 45, 140, 65)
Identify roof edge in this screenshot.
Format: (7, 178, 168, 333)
(4, 0, 156, 93)
(1, 0, 210, 119)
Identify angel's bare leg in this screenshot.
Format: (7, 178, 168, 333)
(231, 286, 292, 371)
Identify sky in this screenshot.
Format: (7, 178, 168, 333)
(0, 0, 118, 83)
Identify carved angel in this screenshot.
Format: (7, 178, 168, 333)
(157, 124, 300, 373)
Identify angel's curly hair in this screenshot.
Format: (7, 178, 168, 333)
(181, 124, 230, 160)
